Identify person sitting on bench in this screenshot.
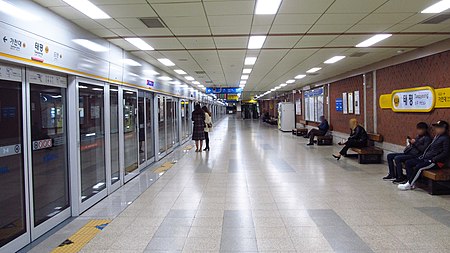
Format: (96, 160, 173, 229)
(332, 118, 367, 160)
(306, 115, 329, 146)
(383, 122, 432, 183)
(398, 120, 450, 191)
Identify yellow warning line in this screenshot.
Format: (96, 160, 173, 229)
(51, 219, 111, 253)
(184, 145, 193, 151)
(153, 161, 175, 174)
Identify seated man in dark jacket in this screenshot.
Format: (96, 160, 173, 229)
(306, 115, 329, 145)
(332, 118, 367, 160)
(383, 122, 432, 183)
(398, 120, 450, 191)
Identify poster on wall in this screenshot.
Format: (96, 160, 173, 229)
(354, 90, 360, 115)
(335, 98, 343, 112)
(342, 92, 348, 114)
(295, 99, 302, 115)
(348, 92, 354, 114)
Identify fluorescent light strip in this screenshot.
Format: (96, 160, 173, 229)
(356, 34, 392, 48)
(280, 83, 287, 87)
(125, 38, 154, 50)
(174, 69, 187, 75)
(421, 0, 450, 13)
(241, 75, 249, 80)
(158, 76, 172, 81)
(170, 81, 181, 85)
(62, 0, 110, 19)
(0, 0, 40, 20)
(295, 74, 306, 79)
(243, 68, 252, 74)
(306, 67, 321, 73)
(239, 84, 245, 88)
(286, 80, 295, 84)
(73, 39, 108, 52)
(192, 81, 200, 85)
(255, 0, 282, 15)
(245, 57, 257, 65)
(240, 81, 247, 85)
(185, 76, 195, 81)
(248, 36, 266, 49)
(123, 59, 141, 66)
(324, 56, 346, 64)
(158, 58, 175, 66)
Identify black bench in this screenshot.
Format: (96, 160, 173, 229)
(317, 133, 333, 146)
(350, 133, 384, 164)
(416, 168, 450, 195)
(292, 128, 308, 136)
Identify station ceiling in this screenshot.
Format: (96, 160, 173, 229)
(34, 0, 450, 99)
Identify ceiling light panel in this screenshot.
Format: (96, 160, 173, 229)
(158, 76, 172, 81)
(174, 69, 187, 75)
(248, 36, 267, 49)
(241, 75, 249, 80)
(245, 57, 257, 65)
(62, 0, 110, 19)
(158, 58, 175, 66)
(421, 0, 450, 13)
(240, 81, 247, 85)
(324, 56, 346, 64)
(286, 80, 295, 84)
(255, 0, 282, 15)
(185, 76, 195, 81)
(356, 34, 392, 47)
(0, 0, 40, 20)
(306, 67, 321, 73)
(295, 74, 306, 79)
(125, 38, 154, 51)
(243, 69, 252, 74)
(192, 81, 200, 85)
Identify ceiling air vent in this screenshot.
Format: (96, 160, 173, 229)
(195, 71, 206, 75)
(307, 73, 319, 76)
(349, 52, 370, 57)
(178, 59, 188, 62)
(140, 17, 166, 28)
(205, 80, 213, 83)
(421, 14, 450, 24)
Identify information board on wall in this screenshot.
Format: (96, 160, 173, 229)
(348, 92, 354, 114)
(295, 99, 302, 115)
(342, 93, 348, 114)
(335, 98, 343, 112)
(354, 91, 360, 115)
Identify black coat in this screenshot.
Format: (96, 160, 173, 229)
(348, 125, 368, 143)
(404, 134, 432, 157)
(420, 134, 450, 163)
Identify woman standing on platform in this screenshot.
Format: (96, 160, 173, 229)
(332, 118, 368, 160)
(202, 106, 212, 151)
(192, 103, 206, 152)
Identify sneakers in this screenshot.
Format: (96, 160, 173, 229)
(382, 174, 395, 181)
(392, 178, 407, 184)
(398, 182, 415, 191)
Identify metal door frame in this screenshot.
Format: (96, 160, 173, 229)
(0, 63, 31, 253)
(107, 84, 121, 194)
(68, 77, 108, 214)
(142, 91, 155, 168)
(24, 69, 71, 240)
(121, 87, 139, 183)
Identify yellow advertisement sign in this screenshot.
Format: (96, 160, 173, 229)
(379, 86, 450, 112)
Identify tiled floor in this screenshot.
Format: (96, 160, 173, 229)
(29, 116, 450, 253)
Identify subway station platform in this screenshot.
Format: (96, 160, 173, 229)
(26, 116, 450, 253)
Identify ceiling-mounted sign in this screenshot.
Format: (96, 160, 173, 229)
(379, 86, 450, 112)
(147, 80, 154, 87)
(206, 87, 242, 94)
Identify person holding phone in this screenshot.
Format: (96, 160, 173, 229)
(398, 120, 450, 191)
(383, 122, 431, 183)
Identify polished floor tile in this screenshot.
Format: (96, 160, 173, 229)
(28, 116, 450, 253)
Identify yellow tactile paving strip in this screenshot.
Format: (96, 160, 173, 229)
(153, 161, 176, 174)
(51, 219, 110, 253)
(184, 145, 193, 151)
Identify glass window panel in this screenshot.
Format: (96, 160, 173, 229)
(0, 80, 26, 247)
(78, 83, 106, 201)
(138, 92, 145, 165)
(123, 90, 138, 175)
(158, 97, 166, 154)
(110, 86, 119, 184)
(30, 84, 69, 226)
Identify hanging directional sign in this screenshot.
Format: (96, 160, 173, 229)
(205, 87, 242, 94)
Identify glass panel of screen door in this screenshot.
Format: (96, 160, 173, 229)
(123, 90, 138, 175)
(166, 98, 174, 150)
(146, 94, 154, 160)
(0, 79, 27, 248)
(138, 92, 145, 165)
(78, 83, 106, 201)
(158, 96, 166, 154)
(110, 86, 119, 184)
(29, 84, 69, 226)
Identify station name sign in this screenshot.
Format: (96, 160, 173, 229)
(206, 87, 242, 94)
(379, 86, 450, 112)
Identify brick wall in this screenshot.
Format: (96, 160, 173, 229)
(329, 75, 365, 133)
(376, 50, 450, 145)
